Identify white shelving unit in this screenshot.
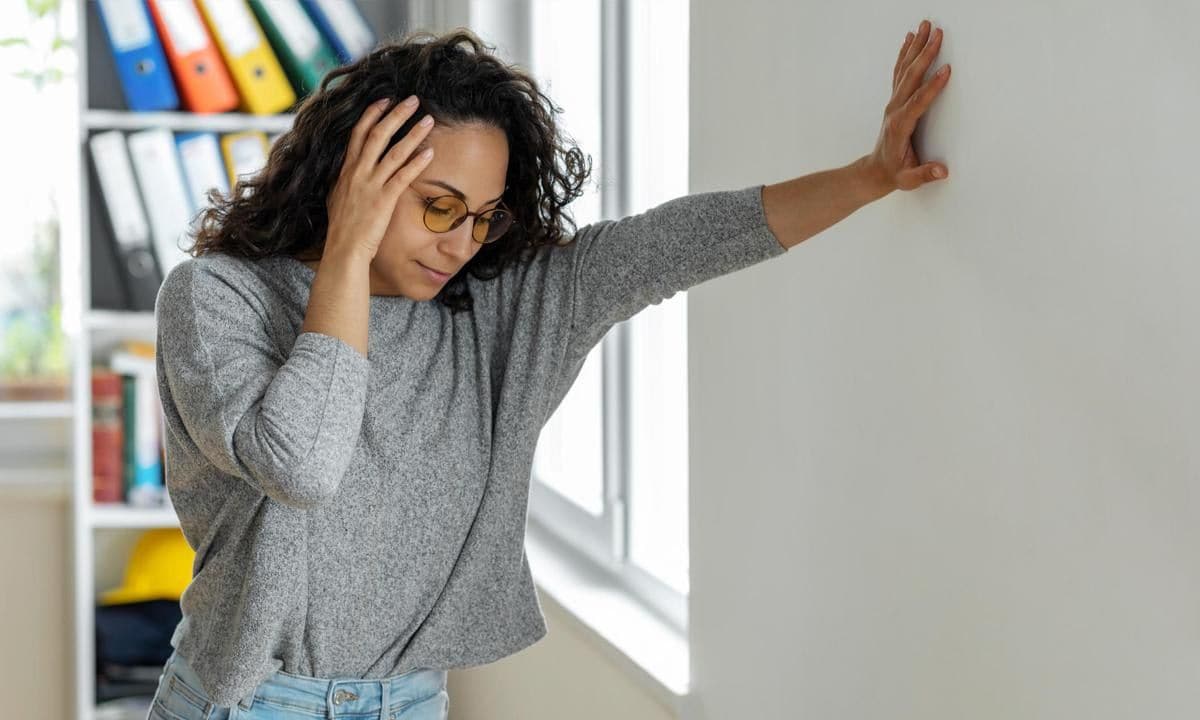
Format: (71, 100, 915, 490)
(84, 109, 295, 134)
(67, 3, 410, 718)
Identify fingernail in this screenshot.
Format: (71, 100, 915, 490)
(374, 98, 389, 108)
(403, 94, 418, 106)
(933, 167, 946, 178)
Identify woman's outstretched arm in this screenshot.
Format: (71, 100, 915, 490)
(764, 19, 952, 251)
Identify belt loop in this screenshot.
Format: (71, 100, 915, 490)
(379, 677, 390, 720)
(237, 686, 255, 711)
(325, 680, 337, 720)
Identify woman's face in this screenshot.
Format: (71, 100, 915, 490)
(367, 122, 510, 301)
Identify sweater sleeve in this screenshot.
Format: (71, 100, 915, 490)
(536, 183, 787, 413)
(154, 258, 372, 509)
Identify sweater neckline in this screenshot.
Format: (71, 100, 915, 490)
(273, 254, 420, 307)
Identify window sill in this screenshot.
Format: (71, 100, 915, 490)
(525, 519, 689, 714)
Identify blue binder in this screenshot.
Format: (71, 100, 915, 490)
(174, 131, 231, 213)
(95, 0, 179, 111)
(300, 0, 375, 64)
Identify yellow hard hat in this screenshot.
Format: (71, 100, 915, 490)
(100, 528, 195, 606)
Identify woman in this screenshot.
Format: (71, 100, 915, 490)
(148, 21, 949, 720)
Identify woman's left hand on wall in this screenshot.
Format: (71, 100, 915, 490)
(864, 19, 952, 193)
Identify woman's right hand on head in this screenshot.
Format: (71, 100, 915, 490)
(324, 95, 435, 260)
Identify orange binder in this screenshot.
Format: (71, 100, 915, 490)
(146, 0, 239, 114)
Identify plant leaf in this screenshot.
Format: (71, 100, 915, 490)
(27, 0, 59, 20)
(0, 37, 30, 48)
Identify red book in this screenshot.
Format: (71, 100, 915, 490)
(92, 369, 124, 504)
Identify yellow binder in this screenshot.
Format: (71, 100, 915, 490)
(196, 0, 296, 115)
(219, 131, 270, 189)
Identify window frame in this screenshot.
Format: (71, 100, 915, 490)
(525, 0, 688, 636)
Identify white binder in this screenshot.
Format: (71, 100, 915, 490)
(127, 128, 195, 276)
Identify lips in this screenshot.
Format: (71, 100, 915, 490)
(417, 261, 453, 281)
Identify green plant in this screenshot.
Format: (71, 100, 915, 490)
(0, 214, 67, 379)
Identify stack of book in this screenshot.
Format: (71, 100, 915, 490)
(91, 339, 168, 508)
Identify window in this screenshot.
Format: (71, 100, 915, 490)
(625, 0, 690, 599)
(0, 0, 76, 403)
(525, 0, 691, 631)
(528, 0, 605, 516)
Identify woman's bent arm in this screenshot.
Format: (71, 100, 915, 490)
(301, 246, 373, 357)
(155, 259, 373, 509)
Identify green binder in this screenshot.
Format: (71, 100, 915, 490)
(248, 0, 341, 97)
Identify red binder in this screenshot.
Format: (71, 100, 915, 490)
(147, 0, 239, 114)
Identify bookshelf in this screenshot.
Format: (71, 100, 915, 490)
(69, 3, 412, 718)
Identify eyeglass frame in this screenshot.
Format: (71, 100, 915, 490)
(404, 184, 515, 244)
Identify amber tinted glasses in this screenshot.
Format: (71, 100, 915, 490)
(408, 186, 515, 244)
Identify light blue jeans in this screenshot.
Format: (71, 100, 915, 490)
(148, 649, 450, 719)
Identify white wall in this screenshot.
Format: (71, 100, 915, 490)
(686, 1, 1200, 718)
(447, 591, 675, 720)
(0, 482, 70, 720)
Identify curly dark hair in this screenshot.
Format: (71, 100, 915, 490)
(188, 27, 593, 314)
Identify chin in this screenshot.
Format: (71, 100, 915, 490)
(403, 276, 443, 302)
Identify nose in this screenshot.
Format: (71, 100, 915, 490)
(439, 217, 479, 262)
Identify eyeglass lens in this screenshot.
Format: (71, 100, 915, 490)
(426, 196, 514, 243)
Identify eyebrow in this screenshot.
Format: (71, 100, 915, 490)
(419, 179, 505, 206)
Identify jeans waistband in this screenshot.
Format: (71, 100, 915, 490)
(166, 649, 447, 719)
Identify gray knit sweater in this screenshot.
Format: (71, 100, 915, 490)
(153, 183, 788, 707)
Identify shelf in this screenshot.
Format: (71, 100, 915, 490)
(91, 503, 180, 529)
(84, 109, 295, 134)
(86, 310, 156, 333)
(0, 401, 72, 419)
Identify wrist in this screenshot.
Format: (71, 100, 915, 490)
(320, 238, 376, 266)
(852, 155, 895, 201)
